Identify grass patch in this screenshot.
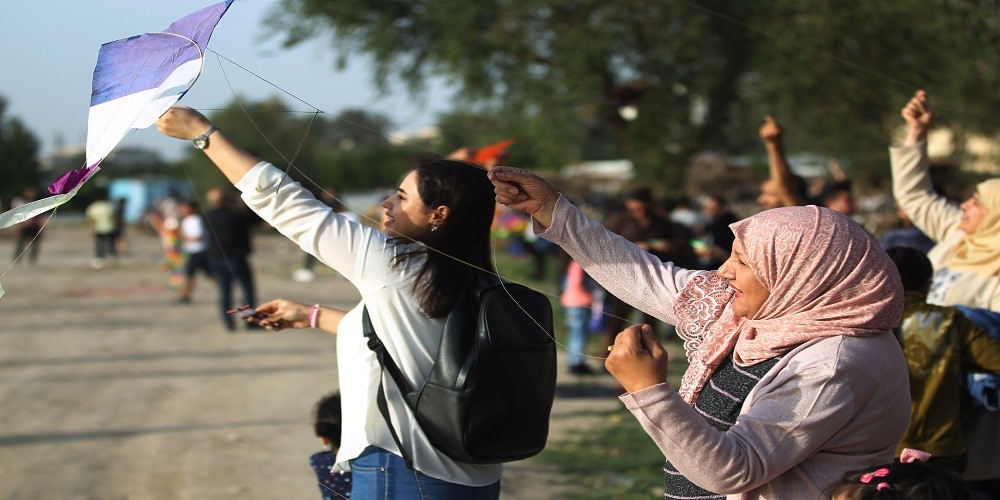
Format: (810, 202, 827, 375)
(493, 245, 693, 498)
(538, 407, 666, 499)
(536, 338, 688, 499)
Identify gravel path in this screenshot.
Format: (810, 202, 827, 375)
(0, 223, 625, 499)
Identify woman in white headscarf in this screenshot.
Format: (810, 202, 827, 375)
(490, 169, 909, 500)
(891, 90, 1000, 311)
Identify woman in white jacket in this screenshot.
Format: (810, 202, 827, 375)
(157, 107, 503, 499)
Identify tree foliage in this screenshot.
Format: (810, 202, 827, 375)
(269, 0, 1000, 190)
(0, 96, 42, 205)
(179, 97, 412, 195)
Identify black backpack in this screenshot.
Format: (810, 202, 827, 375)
(363, 273, 556, 465)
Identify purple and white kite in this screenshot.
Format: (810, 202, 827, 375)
(0, 0, 233, 230)
(0, 0, 232, 300)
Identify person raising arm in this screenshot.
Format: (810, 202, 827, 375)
(757, 115, 808, 211)
(890, 90, 1000, 311)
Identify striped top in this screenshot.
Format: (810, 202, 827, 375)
(664, 355, 780, 499)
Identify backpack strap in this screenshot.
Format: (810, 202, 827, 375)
(362, 306, 415, 469)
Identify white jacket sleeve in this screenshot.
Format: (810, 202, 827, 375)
(235, 162, 392, 286)
(889, 142, 962, 243)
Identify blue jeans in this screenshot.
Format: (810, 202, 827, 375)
(564, 306, 590, 366)
(211, 257, 256, 330)
(958, 306, 1000, 410)
(349, 446, 500, 500)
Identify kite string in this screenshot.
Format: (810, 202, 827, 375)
(191, 0, 951, 353)
(206, 50, 627, 361)
(1, 208, 58, 281)
(201, 52, 605, 498)
(206, 49, 468, 160)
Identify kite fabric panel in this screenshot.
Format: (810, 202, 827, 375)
(0, 184, 87, 229)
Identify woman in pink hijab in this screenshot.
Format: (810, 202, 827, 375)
(490, 169, 910, 500)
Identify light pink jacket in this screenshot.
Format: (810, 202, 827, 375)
(538, 196, 910, 500)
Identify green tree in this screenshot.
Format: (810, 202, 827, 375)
(305, 107, 411, 188)
(435, 108, 545, 168)
(178, 97, 411, 195)
(268, 0, 1000, 190)
(0, 96, 42, 204)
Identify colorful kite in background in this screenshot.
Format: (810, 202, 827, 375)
(448, 138, 515, 172)
(0, 0, 233, 298)
(471, 138, 515, 166)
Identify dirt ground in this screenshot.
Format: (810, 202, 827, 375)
(0, 222, 623, 499)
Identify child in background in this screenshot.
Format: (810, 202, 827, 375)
(310, 392, 352, 499)
(176, 200, 210, 304)
(824, 449, 969, 499)
(558, 250, 596, 375)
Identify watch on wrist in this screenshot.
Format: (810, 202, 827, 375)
(192, 125, 219, 150)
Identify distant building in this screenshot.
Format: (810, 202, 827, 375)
(108, 178, 193, 224)
(927, 128, 1000, 175)
(41, 144, 164, 173)
(388, 126, 441, 146)
(560, 159, 634, 193)
(106, 146, 164, 168)
(40, 144, 86, 173)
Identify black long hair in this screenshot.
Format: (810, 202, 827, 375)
(313, 392, 342, 446)
(391, 157, 496, 318)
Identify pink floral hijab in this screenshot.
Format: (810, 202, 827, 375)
(673, 206, 904, 404)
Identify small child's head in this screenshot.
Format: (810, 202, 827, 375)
(313, 392, 342, 451)
(886, 246, 934, 293)
(824, 461, 969, 500)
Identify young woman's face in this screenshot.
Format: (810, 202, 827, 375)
(381, 170, 435, 240)
(959, 193, 987, 234)
(717, 240, 770, 319)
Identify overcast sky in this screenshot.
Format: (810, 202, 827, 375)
(0, 0, 454, 160)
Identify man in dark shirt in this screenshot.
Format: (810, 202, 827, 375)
(204, 187, 259, 331)
(602, 188, 696, 347)
(701, 194, 740, 269)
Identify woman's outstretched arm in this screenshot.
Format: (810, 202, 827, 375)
(253, 298, 348, 334)
(156, 107, 259, 184)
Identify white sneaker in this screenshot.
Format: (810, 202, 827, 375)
(90, 258, 105, 269)
(292, 268, 315, 282)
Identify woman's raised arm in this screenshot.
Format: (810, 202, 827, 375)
(156, 107, 260, 184)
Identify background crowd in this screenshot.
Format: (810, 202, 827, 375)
(3, 88, 999, 499)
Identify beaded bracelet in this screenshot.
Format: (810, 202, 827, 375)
(309, 304, 321, 329)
